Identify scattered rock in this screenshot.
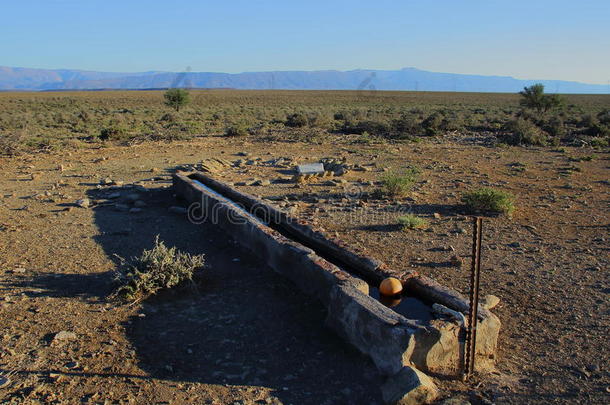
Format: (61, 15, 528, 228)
(481, 294, 500, 310)
(52, 331, 77, 344)
(450, 255, 463, 268)
(114, 204, 130, 212)
(100, 178, 114, 185)
(125, 193, 140, 202)
(76, 198, 90, 208)
(65, 361, 79, 369)
(381, 366, 439, 405)
(11, 268, 26, 274)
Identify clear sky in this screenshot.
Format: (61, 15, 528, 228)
(2, 0, 609, 84)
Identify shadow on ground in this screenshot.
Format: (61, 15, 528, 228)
(84, 182, 384, 405)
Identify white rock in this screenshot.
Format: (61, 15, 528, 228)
(76, 198, 90, 208)
(481, 294, 500, 310)
(53, 331, 77, 344)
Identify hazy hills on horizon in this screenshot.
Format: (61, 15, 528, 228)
(0, 66, 607, 94)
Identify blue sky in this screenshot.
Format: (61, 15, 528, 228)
(2, 0, 609, 84)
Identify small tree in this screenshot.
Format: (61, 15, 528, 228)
(164, 88, 190, 112)
(519, 84, 564, 113)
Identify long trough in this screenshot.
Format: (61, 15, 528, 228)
(172, 171, 501, 399)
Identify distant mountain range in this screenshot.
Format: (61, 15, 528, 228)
(0, 66, 607, 94)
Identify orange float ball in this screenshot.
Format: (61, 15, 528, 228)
(379, 277, 403, 296)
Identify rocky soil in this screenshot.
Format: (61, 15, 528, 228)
(1, 135, 608, 404)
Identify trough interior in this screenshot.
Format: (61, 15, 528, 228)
(187, 174, 436, 322)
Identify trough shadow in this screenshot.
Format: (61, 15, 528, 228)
(86, 182, 384, 405)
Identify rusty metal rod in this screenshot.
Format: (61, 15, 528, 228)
(464, 216, 483, 379)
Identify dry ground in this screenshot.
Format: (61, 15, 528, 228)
(1, 134, 608, 404)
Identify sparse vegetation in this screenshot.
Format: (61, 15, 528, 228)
(113, 237, 205, 302)
(0, 90, 607, 153)
(462, 187, 515, 215)
(397, 214, 428, 230)
(380, 168, 419, 198)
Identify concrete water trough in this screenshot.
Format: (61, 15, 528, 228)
(172, 171, 501, 403)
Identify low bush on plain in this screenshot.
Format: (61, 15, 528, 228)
(380, 167, 419, 198)
(113, 237, 205, 302)
(461, 187, 515, 215)
(501, 118, 550, 146)
(398, 214, 428, 230)
(225, 124, 249, 137)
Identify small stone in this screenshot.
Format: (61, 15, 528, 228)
(168, 206, 187, 215)
(0, 375, 10, 388)
(481, 294, 500, 310)
(100, 178, 114, 185)
(150, 168, 159, 173)
(450, 255, 463, 267)
(52, 331, 77, 344)
(114, 204, 130, 212)
(433, 212, 442, 219)
(76, 198, 90, 208)
(508, 242, 521, 248)
(11, 268, 27, 274)
(65, 361, 79, 369)
(381, 366, 439, 405)
(125, 193, 140, 202)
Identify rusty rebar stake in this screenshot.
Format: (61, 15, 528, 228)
(463, 216, 483, 380)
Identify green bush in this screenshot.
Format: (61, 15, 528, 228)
(163, 88, 190, 112)
(501, 118, 548, 146)
(461, 187, 515, 215)
(391, 115, 422, 139)
(99, 126, 128, 141)
(225, 124, 249, 137)
(113, 237, 205, 302)
(421, 112, 444, 136)
(380, 168, 419, 198)
(342, 119, 390, 137)
(398, 214, 428, 230)
(285, 112, 309, 127)
(519, 84, 564, 113)
(541, 115, 566, 138)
